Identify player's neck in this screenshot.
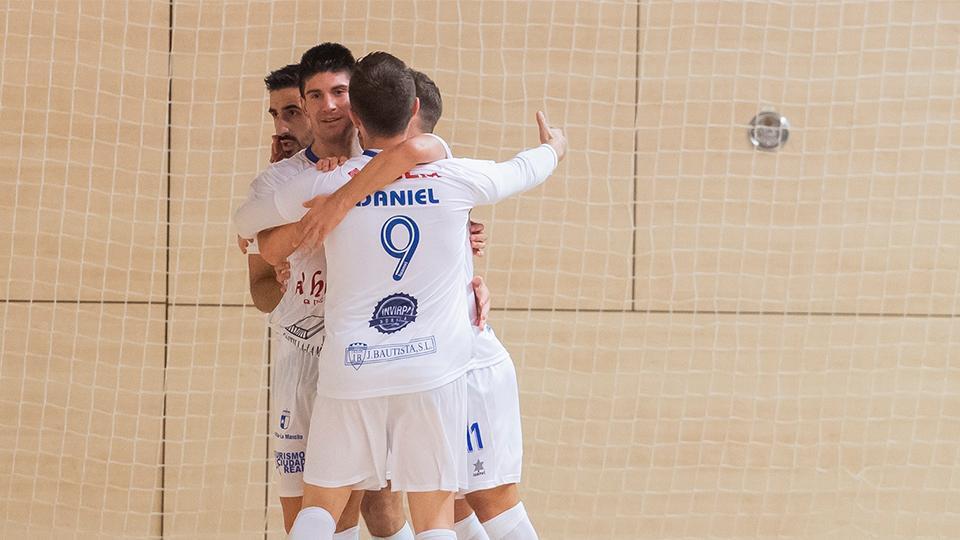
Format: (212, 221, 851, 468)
(309, 133, 359, 160)
(362, 133, 406, 152)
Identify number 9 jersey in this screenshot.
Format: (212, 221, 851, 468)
(241, 141, 558, 399)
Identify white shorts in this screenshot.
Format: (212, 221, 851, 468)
(271, 335, 320, 497)
(459, 360, 524, 495)
(303, 376, 468, 493)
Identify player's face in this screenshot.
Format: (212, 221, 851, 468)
(301, 70, 353, 140)
(268, 87, 311, 157)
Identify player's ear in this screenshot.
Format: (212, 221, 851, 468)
(410, 97, 420, 119)
(348, 109, 363, 132)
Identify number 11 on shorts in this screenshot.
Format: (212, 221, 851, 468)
(467, 422, 484, 452)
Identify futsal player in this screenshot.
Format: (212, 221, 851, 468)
(240, 45, 489, 539)
(234, 51, 565, 540)
(408, 70, 540, 540)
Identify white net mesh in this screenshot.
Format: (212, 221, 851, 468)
(1, 1, 959, 538)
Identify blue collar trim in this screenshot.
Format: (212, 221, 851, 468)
(304, 145, 320, 164)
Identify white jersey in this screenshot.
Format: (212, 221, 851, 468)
(235, 142, 558, 399)
(242, 148, 328, 357)
(438, 141, 513, 372)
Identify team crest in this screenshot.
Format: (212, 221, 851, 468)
(346, 342, 368, 370)
(279, 409, 291, 430)
(369, 293, 418, 334)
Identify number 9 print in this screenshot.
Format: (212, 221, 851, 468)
(380, 215, 420, 281)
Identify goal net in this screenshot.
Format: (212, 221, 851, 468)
(2, 1, 958, 538)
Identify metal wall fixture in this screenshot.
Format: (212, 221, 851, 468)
(748, 110, 789, 150)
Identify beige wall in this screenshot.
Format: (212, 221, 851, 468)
(1, 1, 958, 538)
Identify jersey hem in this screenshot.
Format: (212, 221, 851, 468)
(315, 363, 472, 400)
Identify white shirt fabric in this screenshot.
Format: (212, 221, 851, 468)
(241, 149, 328, 350)
(235, 142, 558, 399)
(436, 139, 512, 371)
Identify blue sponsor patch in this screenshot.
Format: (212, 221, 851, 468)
(274, 450, 305, 474)
(369, 293, 418, 334)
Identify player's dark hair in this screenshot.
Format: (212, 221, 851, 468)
(411, 70, 442, 133)
(263, 64, 301, 92)
(349, 52, 416, 138)
(298, 42, 356, 96)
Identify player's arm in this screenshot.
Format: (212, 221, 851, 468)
(451, 113, 562, 205)
(248, 253, 284, 312)
(297, 133, 449, 248)
(256, 224, 301, 267)
(468, 111, 567, 205)
(233, 168, 320, 239)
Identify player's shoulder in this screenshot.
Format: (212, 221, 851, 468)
(251, 150, 311, 188)
(333, 154, 375, 181)
(263, 150, 312, 178)
(417, 157, 497, 181)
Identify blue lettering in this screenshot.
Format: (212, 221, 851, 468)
(354, 188, 441, 208)
(389, 191, 407, 205)
(467, 422, 484, 452)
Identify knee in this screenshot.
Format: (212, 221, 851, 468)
(360, 488, 405, 536)
(464, 484, 520, 523)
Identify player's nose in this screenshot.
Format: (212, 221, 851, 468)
(322, 95, 337, 112)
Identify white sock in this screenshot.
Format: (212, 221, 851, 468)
(373, 521, 415, 540)
(481, 502, 538, 540)
(289, 506, 337, 540)
(333, 525, 361, 540)
(454, 512, 490, 540)
(415, 530, 457, 540)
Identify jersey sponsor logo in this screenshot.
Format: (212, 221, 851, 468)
(279, 409, 291, 430)
(369, 293, 418, 334)
(279, 331, 324, 359)
(344, 336, 437, 370)
(274, 451, 305, 474)
(356, 188, 441, 208)
(284, 315, 324, 340)
(294, 270, 325, 304)
(400, 171, 440, 180)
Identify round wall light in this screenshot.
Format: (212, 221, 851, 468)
(748, 111, 789, 150)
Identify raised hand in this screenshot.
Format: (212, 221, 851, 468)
(536, 110, 567, 163)
(269, 135, 284, 163)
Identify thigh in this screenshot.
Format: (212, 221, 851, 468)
(303, 394, 389, 491)
(463, 361, 523, 494)
(272, 344, 317, 497)
(388, 377, 468, 493)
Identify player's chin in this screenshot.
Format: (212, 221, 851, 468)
(318, 117, 349, 131)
